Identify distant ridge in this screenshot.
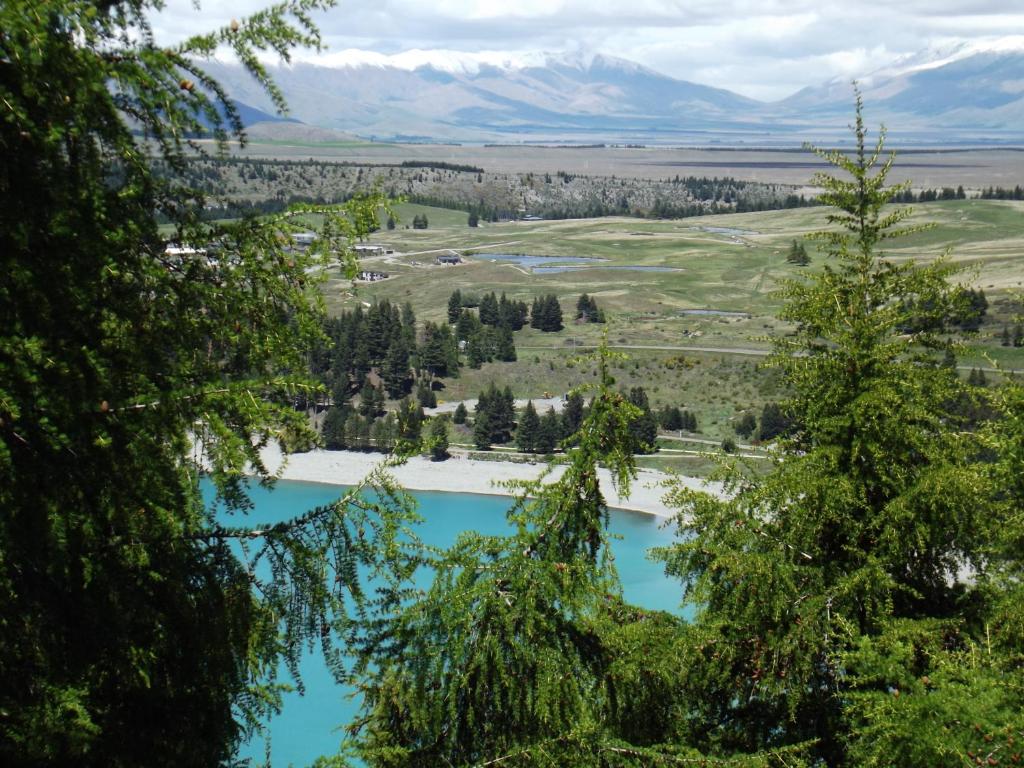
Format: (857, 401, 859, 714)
(200, 43, 1024, 144)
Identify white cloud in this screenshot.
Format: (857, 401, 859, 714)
(151, 0, 1024, 100)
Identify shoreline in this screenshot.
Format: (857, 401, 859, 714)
(260, 445, 723, 518)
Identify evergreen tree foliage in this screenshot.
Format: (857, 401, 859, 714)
(625, 387, 658, 454)
(383, 339, 412, 399)
(322, 405, 350, 450)
(447, 290, 463, 324)
(516, 401, 540, 453)
(419, 323, 459, 378)
(536, 407, 563, 454)
(349, 349, 700, 767)
(576, 294, 606, 323)
(734, 412, 758, 439)
(757, 401, 791, 442)
(786, 238, 810, 266)
(479, 292, 500, 326)
(530, 294, 564, 332)
(658, 406, 684, 431)
(496, 326, 518, 362)
(656, 93, 1002, 765)
(428, 417, 449, 461)
(453, 402, 468, 425)
(561, 391, 586, 439)
(416, 380, 437, 409)
(0, 3, 418, 765)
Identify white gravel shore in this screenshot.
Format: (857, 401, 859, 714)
(260, 444, 722, 518)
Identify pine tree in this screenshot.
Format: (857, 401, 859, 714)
(535, 407, 563, 454)
(453, 402, 468, 425)
(322, 405, 350, 450)
(479, 292, 500, 326)
(447, 290, 463, 324)
(382, 339, 411, 398)
(786, 238, 810, 266)
(657, 93, 997, 765)
(561, 392, 586, 439)
(496, 326, 517, 362)
(516, 401, 540, 453)
(625, 386, 658, 454)
(0, 6, 418, 763)
(428, 417, 450, 461)
(349, 347, 671, 767)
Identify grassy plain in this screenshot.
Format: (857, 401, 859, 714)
(319, 198, 1024, 457)
(214, 140, 1024, 189)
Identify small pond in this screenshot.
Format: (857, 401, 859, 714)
(471, 253, 605, 268)
(534, 265, 685, 274)
(693, 225, 759, 237)
(679, 308, 751, 318)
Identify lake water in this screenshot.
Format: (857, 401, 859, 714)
(471, 253, 604, 268)
(694, 225, 759, 237)
(679, 308, 751, 318)
(533, 265, 684, 274)
(206, 480, 683, 766)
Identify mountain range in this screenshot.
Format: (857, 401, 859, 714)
(201, 40, 1024, 145)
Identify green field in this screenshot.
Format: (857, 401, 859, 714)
(319, 199, 1024, 447)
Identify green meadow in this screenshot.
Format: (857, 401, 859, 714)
(317, 199, 1024, 455)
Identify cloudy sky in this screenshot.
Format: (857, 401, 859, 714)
(154, 0, 1024, 100)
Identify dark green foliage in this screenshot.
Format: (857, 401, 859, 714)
(453, 402, 468, 425)
(467, 210, 479, 227)
(350, 349, 699, 767)
(536, 407, 563, 454)
(447, 290, 463, 324)
(576, 293, 606, 323)
(720, 436, 737, 453)
(734, 412, 757, 439)
(658, 405, 684, 431)
(756, 401, 791, 442)
(428, 417, 449, 461)
(496, 326, 517, 362)
(383, 339, 412, 399)
(456, 308, 481, 342)
(395, 398, 424, 451)
(786, 238, 810, 266)
(479, 292, 500, 326)
(625, 387, 658, 454)
(0, 3, 418, 765)
(324, 299, 416, 399)
(419, 322, 459, 378)
(515, 401, 540, 452)
(412, 213, 428, 229)
(359, 382, 385, 418)
(322, 405, 350, 450)
(530, 294, 564, 332)
(656, 94, 1011, 765)
(951, 287, 988, 331)
(498, 293, 529, 331)
(472, 409, 492, 450)
(416, 380, 437, 409)
(561, 392, 586, 439)
(474, 384, 516, 447)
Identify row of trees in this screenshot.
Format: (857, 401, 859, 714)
(449, 289, 529, 330)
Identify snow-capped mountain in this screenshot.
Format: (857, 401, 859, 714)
(777, 37, 1024, 133)
(209, 42, 1024, 144)
(202, 51, 759, 143)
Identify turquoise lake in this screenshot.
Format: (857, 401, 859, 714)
(207, 479, 683, 766)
